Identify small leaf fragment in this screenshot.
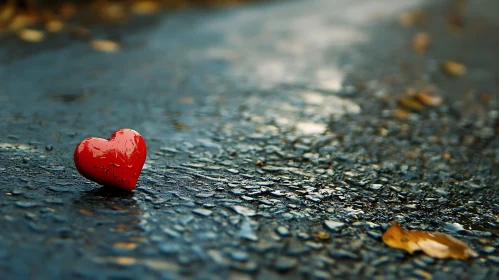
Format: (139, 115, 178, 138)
(393, 108, 412, 120)
(398, 96, 424, 111)
(45, 20, 64, 33)
(132, 1, 161, 15)
(412, 32, 430, 53)
(399, 10, 426, 26)
(382, 221, 478, 260)
(79, 209, 92, 215)
(382, 221, 420, 254)
(408, 231, 478, 260)
(90, 39, 120, 52)
(441, 61, 466, 77)
(18, 29, 45, 42)
(415, 92, 443, 107)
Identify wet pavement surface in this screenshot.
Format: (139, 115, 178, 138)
(0, 0, 498, 279)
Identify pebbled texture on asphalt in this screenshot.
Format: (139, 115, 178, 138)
(0, 0, 498, 279)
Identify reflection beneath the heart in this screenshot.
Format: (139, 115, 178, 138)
(72, 187, 144, 239)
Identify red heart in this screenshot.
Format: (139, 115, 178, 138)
(74, 128, 147, 191)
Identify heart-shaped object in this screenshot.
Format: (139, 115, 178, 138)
(74, 128, 147, 191)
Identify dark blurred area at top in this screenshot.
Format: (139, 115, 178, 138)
(0, 0, 262, 37)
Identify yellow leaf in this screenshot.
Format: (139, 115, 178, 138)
(382, 221, 420, 254)
(79, 209, 92, 215)
(415, 92, 443, 107)
(412, 32, 430, 53)
(18, 29, 45, 43)
(382, 221, 478, 260)
(90, 40, 119, 53)
(441, 61, 466, 77)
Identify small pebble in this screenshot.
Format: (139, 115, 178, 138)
(274, 256, 297, 271)
(192, 208, 213, 216)
(324, 220, 345, 231)
(276, 226, 290, 236)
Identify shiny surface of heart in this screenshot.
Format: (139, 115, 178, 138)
(74, 129, 147, 191)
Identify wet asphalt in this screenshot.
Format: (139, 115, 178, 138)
(0, 0, 498, 279)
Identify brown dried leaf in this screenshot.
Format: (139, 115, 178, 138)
(0, 3, 16, 24)
(45, 20, 64, 33)
(399, 10, 426, 26)
(113, 242, 138, 250)
(412, 32, 430, 53)
(90, 39, 120, 52)
(79, 209, 92, 215)
(441, 61, 466, 77)
(9, 14, 37, 30)
(315, 231, 330, 240)
(173, 123, 188, 130)
(111, 256, 137, 266)
(382, 221, 478, 260)
(18, 28, 45, 42)
(383, 221, 421, 253)
(415, 92, 443, 107)
(393, 109, 412, 120)
(399, 96, 424, 111)
(132, 1, 161, 15)
(442, 151, 452, 159)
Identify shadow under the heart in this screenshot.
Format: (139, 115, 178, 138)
(70, 186, 145, 242)
(83, 186, 136, 199)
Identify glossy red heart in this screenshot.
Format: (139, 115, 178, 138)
(74, 128, 147, 191)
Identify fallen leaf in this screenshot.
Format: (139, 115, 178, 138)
(79, 209, 92, 215)
(398, 96, 424, 111)
(393, 109, 412, 120)
(100, 3, 127, 21)
(382, 221, 478, 260)
(442, 151, 452, 159)
(441, 61, 466, 77)
(112, 256, 137, 266)
(405, 150, 420, 159)
(399, 10, 426, 26)
(173, 123, 188, 130)
(0, 3, 15, 23)
(132, 1, 161, 15)
(415, 92, 443, 107)
(382, 221, 421, 253)
(90, 39, 120, 52)
(315, 231, 330, 240)
(412, 32, 430, 53)
(18, 28, 45, 42)
(9, 13, 39, 30)
(45, 20, 64, 33)
(113, 242, 138, 250)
